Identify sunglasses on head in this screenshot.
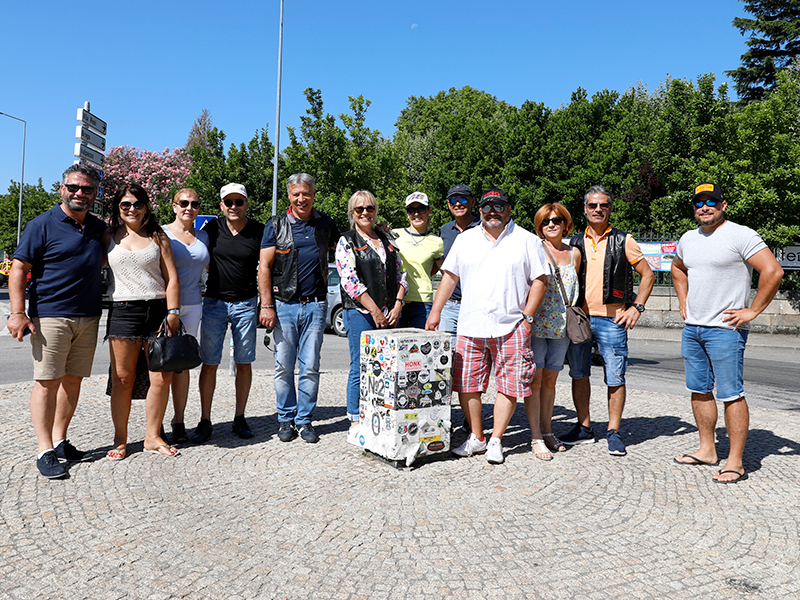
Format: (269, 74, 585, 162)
(480, 203, 507, 214)
(120, 200, 147, 211)
(586, 202, 611, 210)
(693, 198, 720, 208)
(406, 204, 428, 214)
(542, 217, 565, 227)
(223, 198, 246, 207)
(64, 184, 96, 194)
(448, 196, 470, 206)
(178, 200, 201, 209)
(353, 205, 376, 214)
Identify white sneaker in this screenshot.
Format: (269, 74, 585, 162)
(452, 433, 487, 457)
(347, 426, 362, 446)
(486, 437, 504, 464)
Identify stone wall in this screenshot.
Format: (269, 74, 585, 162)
(637, 287, 800, 335)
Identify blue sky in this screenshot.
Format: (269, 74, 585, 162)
(1, 0, 747, 192)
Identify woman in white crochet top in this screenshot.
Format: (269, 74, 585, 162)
(105, 184, 180, 460)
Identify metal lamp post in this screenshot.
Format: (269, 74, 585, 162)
(0, 111, 26, 247)
(271, 0, 284, 217)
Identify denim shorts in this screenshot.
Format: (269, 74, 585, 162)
(590, 316, 629, 387)
(531, 336, 571, 371)
(106, 298, 167, 340)
(566, 339, 592, 380)
(200, 296, 258, 365)
(681, 325, 748, 402)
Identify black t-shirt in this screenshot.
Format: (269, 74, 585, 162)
(204, 217, 265, 301)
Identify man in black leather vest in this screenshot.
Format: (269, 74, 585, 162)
(259, 173, 339, 444)
(561, 185, 654, 456)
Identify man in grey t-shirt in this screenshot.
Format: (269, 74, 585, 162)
(671, 182, 783, 484)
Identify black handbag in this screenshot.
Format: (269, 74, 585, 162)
(147, 317, 202, 372)
(542, 244, 593, 345)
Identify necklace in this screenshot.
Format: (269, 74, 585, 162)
(404, 228, 429, 247)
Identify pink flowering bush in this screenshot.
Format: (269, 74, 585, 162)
(102, 146, 192, 212)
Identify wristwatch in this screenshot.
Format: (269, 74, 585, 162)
(633, 303, 646, 313)
(523, 314, 535, 324)
(396, 298, 405, 307)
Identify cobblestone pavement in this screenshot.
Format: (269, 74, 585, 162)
(1, 366, 799, 600)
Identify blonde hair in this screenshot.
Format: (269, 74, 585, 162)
(347, 190, 378, 228)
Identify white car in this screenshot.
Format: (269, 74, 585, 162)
(326, 265, 346, 337)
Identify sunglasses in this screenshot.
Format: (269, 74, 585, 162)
(586, 202, 611, 210)
(693, 198, 720, 208)
(223, 198, 246, 207)
(406, 204, 428, 214)
(353, 205, 376, 214)
(480, 203, 506, 214)
(64, 184, 96, 194)
(120, 200, 147, 211)
(542, 217, 565, 227)
(178, 200, 201, 209)
(448, 196, 470, 206)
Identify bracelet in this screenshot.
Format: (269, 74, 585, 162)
(167, 309, 181, 315)
(395, 298, 405, 307)
(10, 311, 26, 315)
(261, 305, 276, 310)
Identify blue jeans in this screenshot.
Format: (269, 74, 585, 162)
(439, 300, 460, 334)
(200, 296, 258, 365)
(681, 325, 748, 402)
(566, 339, 592, 379)
(591, 316, 628, 387)
(343, 309, 377, 422)
(400, 301, 431, 329)
(273, 299, 327, 425)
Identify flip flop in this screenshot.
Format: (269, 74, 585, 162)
(674, 454, 719, 466)
(714, 469, 748, 484)
(106, 446, 127, 461)
(144, 444, 181, 458)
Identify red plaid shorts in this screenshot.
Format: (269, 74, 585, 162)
(453, 321, 535, 398)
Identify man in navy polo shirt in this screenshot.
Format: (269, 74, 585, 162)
(438, 184, 480, 337)
(7, 164, 108, 479)
(259, 173, 339, 443)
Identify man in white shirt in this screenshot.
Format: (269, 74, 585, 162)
(426, 189, 548, 464)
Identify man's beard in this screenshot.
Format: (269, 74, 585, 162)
(63, 197, 91, 212)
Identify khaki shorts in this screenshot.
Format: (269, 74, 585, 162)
(31, 316, 101, 380)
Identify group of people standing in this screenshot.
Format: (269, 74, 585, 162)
(8, 164, 783, 485)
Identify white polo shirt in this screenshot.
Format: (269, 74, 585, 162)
(441, 219, 548, 338)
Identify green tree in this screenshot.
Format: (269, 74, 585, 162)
(0, 180, 59, 254)
(725, 0, 800, 102)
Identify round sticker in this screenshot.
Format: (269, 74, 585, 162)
(371, 413, 381, 436)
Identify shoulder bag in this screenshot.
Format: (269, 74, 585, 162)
(542, 244, 592, 345)
(148, 317, 202, 372)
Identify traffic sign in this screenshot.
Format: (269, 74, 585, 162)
(74, 142, 104, 167)
(75, 125, 106, 151)
(77, 108, 107, 135)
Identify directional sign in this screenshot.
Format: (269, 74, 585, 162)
(77, 108, 107, 135)
(75, 125, 106, 151)
(74, 142, 104, 167)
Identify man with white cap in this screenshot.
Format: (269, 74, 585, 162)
(192, 183, 264, 443)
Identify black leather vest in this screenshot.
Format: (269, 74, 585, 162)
(570, 227, 635, 307)
(271, 210, 334, 302)
(339, 229, 398, 311)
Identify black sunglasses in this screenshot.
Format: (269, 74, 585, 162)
(223, 198, 246, 207)
(586, 202, 611, 210)
(406, 204, 428, 214)
(120, 200, 147, 211)
(542, 217, 565, 226)
(353, 205, 376, 214)
(480, 203, 506, 214)
(64, 184, 96, 194)
(693, 198, 720, 208)
(178, 200, 201, 209)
